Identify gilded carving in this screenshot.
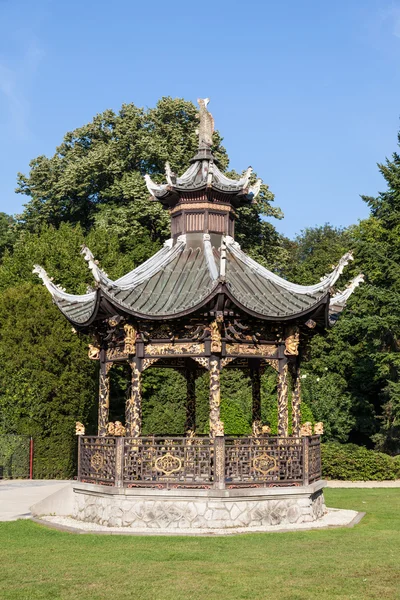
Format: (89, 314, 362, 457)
(220, 357, 236, 368)
(291, 363, 301, 437)
(98, 369, 110, 437)
(215, 443, 225, 479)
(266, 358, 279, 372)
(88, 344, 100, 360)
(192, 357, 209, 370)
(209, 359, 224, 438)
(146, 343, 204, 356)
(210, 319, 222, 353)
(106, 346, 128, 361)
(277, 363, 289, 437)
(142, 357, 160, 371)
(284, 326, 300, 356)
(126, 361, 142, 438)
(314, 422, 324, 435)
(226, 343, 277, 357)
(114, 421, 126, 436)
(75, 421, 85, 436)
(154, 452, 182, 476)
(124, 324, 136, 355)
(90, 451, 104, 472)
(253, 453, 277, 475)
(300, 422, 313, 437)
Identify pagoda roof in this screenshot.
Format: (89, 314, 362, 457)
(145, 161, 260, 205)
(144, 98, 261, 207)
(33, 234, 359, 327)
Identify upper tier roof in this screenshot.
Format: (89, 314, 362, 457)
(144, 99, 261, 207)
(33, 234, 361, 327)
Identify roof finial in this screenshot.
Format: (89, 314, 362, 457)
(197, 98, 214, 149)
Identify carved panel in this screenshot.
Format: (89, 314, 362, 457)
(226, 343, 277, 357)
(146, 343, 205, 356)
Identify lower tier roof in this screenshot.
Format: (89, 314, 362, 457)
(33, 233, 361, 326)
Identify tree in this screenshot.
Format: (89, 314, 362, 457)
(281, 224, 355, 284)
(16, 98, 281, 265)
(0, 212, 16, 260)
(0, 284, 96, 478)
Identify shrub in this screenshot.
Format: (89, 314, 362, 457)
(322, 442, 400, 481)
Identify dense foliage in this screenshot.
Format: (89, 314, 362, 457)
(1, 96, 399, 477)
(322, 443, 400, 481)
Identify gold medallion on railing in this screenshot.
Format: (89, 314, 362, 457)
(252, 453, 277, 475)
(90, 451, 104, 472)
(154, 452, 182, 476)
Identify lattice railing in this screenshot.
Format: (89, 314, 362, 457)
(123, 436, 212, 488)
(78, 435, 321, 488)
(78, 436, 117, 485)
(225, 436, 304, 486)
(308, 435, 322, 483)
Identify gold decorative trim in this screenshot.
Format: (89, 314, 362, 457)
(252, 453, 277, 475)
(90, 452, 104, 472)
(170, 202, 234, 215)
(226, 343, 277, 357)
(146, 343, 205, 356)
(154, 452, 182, 475)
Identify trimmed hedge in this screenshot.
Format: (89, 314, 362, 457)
(322, 443, 400, 481)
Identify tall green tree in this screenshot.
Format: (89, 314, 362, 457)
(16, 98, 281, 264)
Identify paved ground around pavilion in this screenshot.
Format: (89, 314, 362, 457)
(0, 479, 399, 523)
(0, 480, 70, 521)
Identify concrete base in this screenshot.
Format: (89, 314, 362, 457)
(32, 480, 327, 533)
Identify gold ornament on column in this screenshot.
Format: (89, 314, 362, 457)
(209, 358, 224, 438)
(284, 326, 300, 356)
(124, 324, 137, 355)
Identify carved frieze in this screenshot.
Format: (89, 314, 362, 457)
(106, 346, 128, 361)
(226, 343, 277, 357)
(146, 343, 205, 356)
(142, 358, 160, 371)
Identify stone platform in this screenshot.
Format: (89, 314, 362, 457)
(32, 480, 327, 534)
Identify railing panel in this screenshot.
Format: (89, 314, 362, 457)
(79, 436, 116, 485)
(308, 435, 322, 483)
(78, 435, 321, 488)
(123, 437, 212, 487)
(225, 436, 304, 486)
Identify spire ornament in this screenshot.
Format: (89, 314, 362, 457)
(197, 98, 215, 148)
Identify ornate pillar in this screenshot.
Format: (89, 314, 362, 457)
(98, 349, 110, 437)
(126, 358, 142, 437)
(290, 359, 301, 437)
(185, 368, 196, 432)
(277, 359, 289, 437)
(209, 357, 224, 438)
(250, 360, 262, 424)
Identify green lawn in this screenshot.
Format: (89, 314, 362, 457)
(0, 489, 399, 600)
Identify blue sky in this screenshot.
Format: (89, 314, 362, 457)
(1, 0, 400, 238)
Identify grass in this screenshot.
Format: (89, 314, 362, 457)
(0, 489, 399, 600)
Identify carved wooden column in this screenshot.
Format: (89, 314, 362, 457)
(290, 359, 301, 437)
(126, 358, 142, 437)
(98, 349, 110, 437)
(209, 357, 224, 438)
(185, 368, 196, 432)
(277, 359, 289, 437)
(250, 359, 262, 424)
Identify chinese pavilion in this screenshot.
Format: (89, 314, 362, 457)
(34, 99, 363, 532)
